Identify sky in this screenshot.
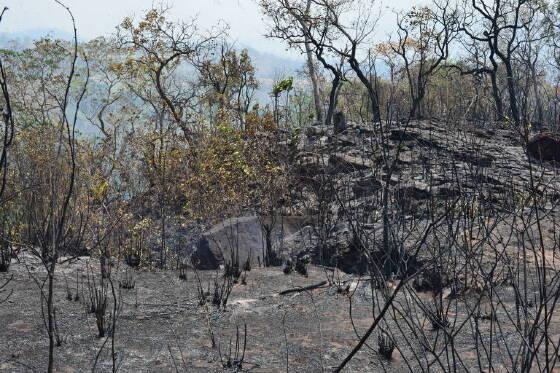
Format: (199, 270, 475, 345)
(0, 0, 417, 56)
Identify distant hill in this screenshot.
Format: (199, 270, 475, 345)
(0, 30, 308, 122)
(0, 29, 76, 49)
(0, 31, 302, 76)
(0, 31, 305, 103)
(240, 45, 304, 102)
(241, 45, 302, 79)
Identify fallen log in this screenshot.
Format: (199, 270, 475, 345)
(279, 281, 327, 296)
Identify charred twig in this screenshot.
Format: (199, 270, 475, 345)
(279, 281, 327, 296)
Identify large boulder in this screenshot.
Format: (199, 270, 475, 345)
(191, 236, 221, 270)
(192, 215, 311, 270)
(527, 133, 560, 163)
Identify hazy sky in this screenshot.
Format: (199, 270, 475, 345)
(0, 0, 415, 55)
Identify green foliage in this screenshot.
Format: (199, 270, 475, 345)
(183, 110, 285, 221)
(272, 76, 293, 97)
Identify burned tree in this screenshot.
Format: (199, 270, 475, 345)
(261, 0, 382, 123)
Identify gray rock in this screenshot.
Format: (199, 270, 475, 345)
(192, 215, 312, 269)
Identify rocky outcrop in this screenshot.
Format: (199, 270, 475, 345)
(285, 119, 560, 273)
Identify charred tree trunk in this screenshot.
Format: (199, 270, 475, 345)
(504, 61, 520, 126)
(350, 58, 381, 123)
(325, 75, 341, 127)
(263, 225, 273, 267)
(47, 265, 55, 373)
(490, 70, 504, 121)
(305, 42, 323, 124)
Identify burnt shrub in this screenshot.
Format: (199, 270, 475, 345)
(295, 255, 310, 277)
(283, 259, 294, 275)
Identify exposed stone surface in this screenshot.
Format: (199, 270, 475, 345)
(284, 119, 560, 273)
(192, 215, 311, 269)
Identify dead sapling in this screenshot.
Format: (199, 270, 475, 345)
(100, 253, 114, 279)
(197, 282, 210, 306)
(85, 264, 98, 313)
(242, 258, 251, 272)
(475, 304, 498, 321)
(219, 324, 248, 370)
(0, 229, 11, 272)
(240, 272, 247, 286)
(119, 268, 136, 290)
(178, 260, 188, 281)
(74, 269, 80, 302)
(197, 265, 237, 309)
(86, 265, 111, 337)
(224, 262, 242, 283)
(94, 281, 109, 338)
(378, 330, 396, 360)
(426, 298, 450, 330)
(53, 306, 66, 346)
(295, 255, 310, 277)
(283, 259, 294, 275)
(0, 275, 13, 304)
(64, 273, 73, 301)
(212, 270, 234, 309)
(194, 269, 210, 306)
